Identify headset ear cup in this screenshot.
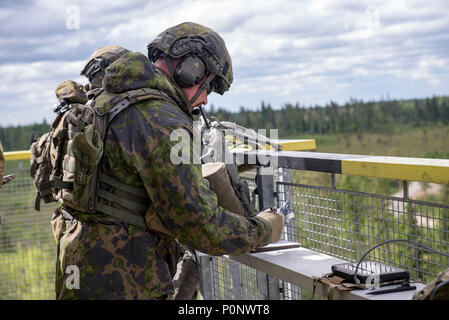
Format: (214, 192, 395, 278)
(174, 56, 207, 88)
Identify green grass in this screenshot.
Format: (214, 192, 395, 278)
(287, 124, 449, 200)
(284, 124, 449, 285)
(0, 159, 57, 300)
(0, 244, 55, 300)
(1, 124, 448, 299)
(293, 124, 449, 158)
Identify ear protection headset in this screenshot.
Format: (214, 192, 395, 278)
(174, 55, 207, 88)
(148, 36, 229, 96)
(165, 53, 216, 107)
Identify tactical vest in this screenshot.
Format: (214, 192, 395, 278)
(31, 87, 177, 231)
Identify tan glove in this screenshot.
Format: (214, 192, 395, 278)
(257, 208, 284, 243)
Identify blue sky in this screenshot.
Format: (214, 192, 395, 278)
(0, 0, 448, 126)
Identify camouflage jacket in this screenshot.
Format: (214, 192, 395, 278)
(56, 52, 272, 300)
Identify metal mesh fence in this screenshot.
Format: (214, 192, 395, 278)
(205, 169, 449, 300)
(209, 256, 265, 300)
(207, 255, 326, 300)
(278, 182, 449, 284)
(1, 159, 448, 300)
(0, 160, 57, 300)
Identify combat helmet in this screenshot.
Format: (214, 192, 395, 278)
(80, 45, 131, 89)
(147, 22, 233, 97)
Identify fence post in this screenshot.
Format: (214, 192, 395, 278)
(256, 167, 275, 210)
(402, 180, 409, 199)
(278, 168, 297, 242)
(255, 166, 281, 300)
(198, 254, 214, 300)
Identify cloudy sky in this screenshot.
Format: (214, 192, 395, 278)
(0, 0, 448, 126)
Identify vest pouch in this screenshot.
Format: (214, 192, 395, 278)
(62, 124, 103, 212)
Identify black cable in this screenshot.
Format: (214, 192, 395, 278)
(353, 239, 449, 284)
(199, 106, 210, 129)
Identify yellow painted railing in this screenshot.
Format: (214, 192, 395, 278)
(4, 150, 32, 161)
(3, 139, 317, 161)
(6, 141, 449, 184)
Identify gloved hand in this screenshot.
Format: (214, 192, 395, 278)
(257, 208, 284, 243)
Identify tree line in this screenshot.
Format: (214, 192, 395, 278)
(0, 120, 50, 152)
(209, 95, 449, 137)
(1, 95, 448, 151)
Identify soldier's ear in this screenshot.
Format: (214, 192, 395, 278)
(84, 83, 91, 92)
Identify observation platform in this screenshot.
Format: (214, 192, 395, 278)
(3, 140, 446, 301)
(228, 242, 426, 300)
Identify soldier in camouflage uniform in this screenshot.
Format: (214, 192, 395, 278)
(80, 45, 131, 92)
(55, 22, 283, 300)
(49, 46, 132, 297)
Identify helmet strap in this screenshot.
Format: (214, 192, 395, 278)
(164, 55, 177, 79)
(188, 73, 215, 106)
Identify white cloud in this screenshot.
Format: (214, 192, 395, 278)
(1, 0, 449, 126)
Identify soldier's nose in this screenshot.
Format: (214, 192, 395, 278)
(201, 91, 208, 106)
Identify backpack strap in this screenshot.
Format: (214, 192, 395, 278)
(91, 87, 177, 229)
(94, 88, 178, 126)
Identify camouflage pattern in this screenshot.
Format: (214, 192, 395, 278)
(80, 46, 132, 91)
(0, 141, 4, 187)
(55, 51, 272, 299)
(55, 80, 88, 104)
(81, 45, 131, 75)
(148, 22, 233, 93)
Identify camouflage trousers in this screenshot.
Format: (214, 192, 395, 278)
(50, 207, 178, 300)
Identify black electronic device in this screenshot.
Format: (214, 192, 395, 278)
(366, 282, 416, 295)
(331, 261, 409, 284)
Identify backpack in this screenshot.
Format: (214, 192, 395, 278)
(30, 80, 90, 210)
(30, 81, 176, 230)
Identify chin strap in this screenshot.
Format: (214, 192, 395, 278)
(188, 73, 215, 106)
(164, 55, 176, 78)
